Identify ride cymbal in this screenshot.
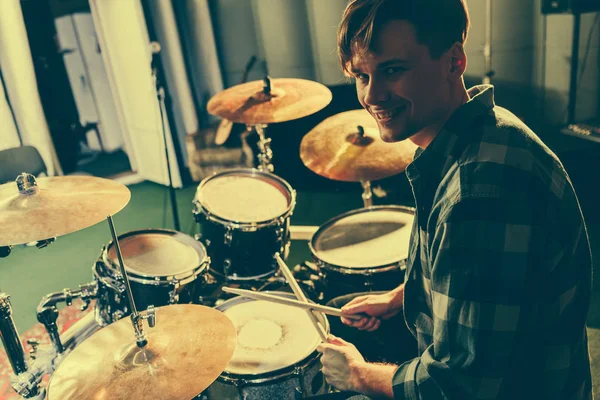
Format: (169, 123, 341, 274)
(0, 175, 130, 246)
(47, 304, 237, 400)
(300, 109, 418, 182)
(207, 78, 332, 125)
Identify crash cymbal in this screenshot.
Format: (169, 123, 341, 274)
(0, 175, 130, 246)
(47, 304, 237, 400)
(300, 109, 418, 182)
(207, 78, 332, 125)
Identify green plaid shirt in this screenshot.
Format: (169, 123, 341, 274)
(393, 85, 593, 399)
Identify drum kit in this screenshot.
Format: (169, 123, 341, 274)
(0, 75, 417, 399)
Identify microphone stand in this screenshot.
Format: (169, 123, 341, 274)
(483, 0, 494, 84)
(153, 63, 181, 232)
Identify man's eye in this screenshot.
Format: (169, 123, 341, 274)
(384, 67, 405, 75)
(355, 74, 369, 82)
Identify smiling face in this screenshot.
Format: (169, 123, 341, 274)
(349, 20, 461, 146)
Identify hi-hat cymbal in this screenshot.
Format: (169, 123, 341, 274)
(47, 304, 237, 400)
(0, 175, 130, 246)
(300, 109, 418, 182)
(207, 78, 332, 125)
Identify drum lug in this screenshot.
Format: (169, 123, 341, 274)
(224, 226, 233, 246)
(276, 227, 285, 242)
(113, 309, 125, 321)
(294, 365, 306, 398)
(235, 378, 249, 399)
(168, 290, 178, 304)
(223, 259, 232, 276)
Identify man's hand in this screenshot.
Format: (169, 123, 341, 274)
(340, 285, 404, 331)
(318, 335, 397, 398)
(317, 334, 367, 392)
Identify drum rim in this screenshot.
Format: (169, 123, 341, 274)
(193, 168, 297, 227)
(216, 291, 329, 379)
(215, 350, 323, 388)
(102, 228, 209, 281)
(309, 205, 415, 271)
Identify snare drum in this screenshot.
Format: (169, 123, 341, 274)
(94, 229, 209, 325)
(310, 206, 414, 300)
(193, 169, 296, 281)
(203, 293, 329, 399)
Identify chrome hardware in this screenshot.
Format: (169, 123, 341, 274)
(168, 290, 178, 304)
(276, 227, 285, 242)
(223, 259, 232, 276)
(27, 339, 40, 359)
(34, 238, 55, 249)
(141, 306, 156, 328)
(224, 226, 233, 246)
(255, 124, 274, 172)
(16, 173, 38, 196)
(36, 281, 98, 355)
(361, 180, 373, 208)
(0, 294, 28, 375)
(112, 310, 126, 321)
(294, 365, 305, 399)
(62, 289, 73, 306)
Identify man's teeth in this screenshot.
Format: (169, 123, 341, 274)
(375, 108, 402, 120)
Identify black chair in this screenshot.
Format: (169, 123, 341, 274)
(0, 145, 47, 184)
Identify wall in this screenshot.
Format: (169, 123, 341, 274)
(209, 0, 599, 129)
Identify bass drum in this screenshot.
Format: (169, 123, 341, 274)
(94, 229, 210, 326)
(310, 206, 414, 301)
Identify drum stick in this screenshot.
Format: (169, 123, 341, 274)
(221, 287, 362, 321)
(275, 253, 328, 341)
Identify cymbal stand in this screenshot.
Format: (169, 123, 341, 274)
(106, 216, 156, 348)
(254, 123, 274, 172)
(0, 294, 45, 399)
(361, 180, 373, 207)
(0, 174, 52, 398)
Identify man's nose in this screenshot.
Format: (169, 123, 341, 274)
(363, 78, 389, 106)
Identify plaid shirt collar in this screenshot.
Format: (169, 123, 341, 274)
(406, 84, 496, 185)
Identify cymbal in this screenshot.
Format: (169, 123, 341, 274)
(0, 175, 130, 246)
(47, 304, 237, 400)
(207, 78, 332, 125)
(300, 109, 418, 182)
(214, 118, 234, 145)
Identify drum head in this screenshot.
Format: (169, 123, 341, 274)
(219, 296, 324, 375)
(196, 170, 292, 223)
(107, 230, 206, 278)
(312, 206, 414, 269)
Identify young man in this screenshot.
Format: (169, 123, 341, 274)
(316, 0, 593, 399)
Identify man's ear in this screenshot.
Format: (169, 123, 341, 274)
(448, 42, 467, 79)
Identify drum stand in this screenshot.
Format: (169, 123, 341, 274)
(0, 177, 58, 398)
(254, 123, 274, 172)
(250, 77, 276, 173)
(36, 283, 98, 354)
(0, 293, 50, 399)
(361, 180, 373, 207)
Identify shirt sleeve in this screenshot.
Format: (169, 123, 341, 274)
(392, 194, 547, 399)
